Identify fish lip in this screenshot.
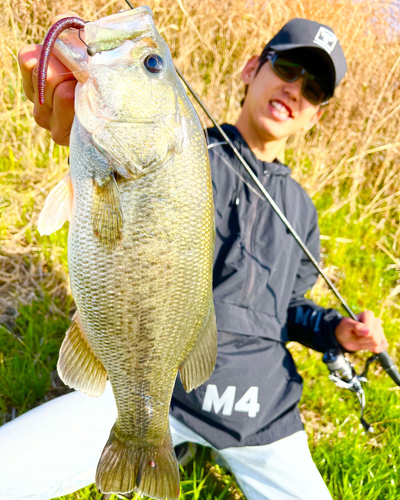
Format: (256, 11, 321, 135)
(270, 99, 293, 118)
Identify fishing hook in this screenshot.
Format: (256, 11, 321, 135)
(77, 28, 98, 57)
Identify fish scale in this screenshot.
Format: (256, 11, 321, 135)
(37, 6, 216, 499)
(68, 118, 213, 486)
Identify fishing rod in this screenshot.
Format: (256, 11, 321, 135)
(121, 0, 400, 428)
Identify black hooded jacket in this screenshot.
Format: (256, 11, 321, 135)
(170, 124, 343, 449)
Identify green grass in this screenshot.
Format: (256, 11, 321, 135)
(290, 191, 400, 500)
(1, 162, 400, 499)
(0, 298, 71, 420)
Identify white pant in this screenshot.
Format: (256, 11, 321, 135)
(0, 383, 332, 500)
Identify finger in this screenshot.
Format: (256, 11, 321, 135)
(18, 45, 41, 102)
(357, 335, 388, 352)
(353, 321, 370, 337)
(32, 53, 76, 110)
(369, 339, 389, 354)
(341, 318, 370, 337)
(357, 310, 374, 324)
(50, 80, 77, 146)
(357, 339, 377, 350)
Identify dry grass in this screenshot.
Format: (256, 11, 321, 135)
(2, 2, 400, 497)
(1, 0, 400, 312)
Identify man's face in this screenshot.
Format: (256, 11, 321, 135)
(241, 56, 323, 141)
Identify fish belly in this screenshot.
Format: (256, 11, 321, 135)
(65, 117, 215, 498)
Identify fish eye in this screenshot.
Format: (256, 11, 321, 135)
(144, 54, 164, 74)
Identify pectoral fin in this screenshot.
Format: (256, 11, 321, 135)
(93, 117, 180, 177)
(179, 302, 217, 392)
(58, 311, 107, 397)
(92, 174, 123, 248)
(38, 173, 73, 235)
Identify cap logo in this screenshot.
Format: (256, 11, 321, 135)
(313, 27, 337, 54)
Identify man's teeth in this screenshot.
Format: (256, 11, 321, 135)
(271, 100, 290, 117)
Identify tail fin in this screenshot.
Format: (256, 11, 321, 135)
(95, 422, 180, 500)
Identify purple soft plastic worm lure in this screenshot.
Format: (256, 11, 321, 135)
(38, 17, 86, 105)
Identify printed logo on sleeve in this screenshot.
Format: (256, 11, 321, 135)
(313, 27, 337, 54)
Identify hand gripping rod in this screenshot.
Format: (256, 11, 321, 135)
(174, 66, 400, 387)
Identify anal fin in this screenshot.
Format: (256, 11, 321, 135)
(179, 301, 217, 393)
(92, 174, 123, 248)
(38, 172, 73, 235)
(57, 311, 107, 397)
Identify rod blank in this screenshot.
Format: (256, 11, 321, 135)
(174, 66, 400, 388)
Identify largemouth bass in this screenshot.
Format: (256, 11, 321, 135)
(37, 7, 216, 499)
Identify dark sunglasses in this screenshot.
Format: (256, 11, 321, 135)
(268, 52, 330, 106)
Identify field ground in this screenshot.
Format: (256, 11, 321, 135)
(2, 165, 400, 500)
(1, 0, 400, 499)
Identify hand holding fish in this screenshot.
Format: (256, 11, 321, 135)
(18, 12, 80, 145)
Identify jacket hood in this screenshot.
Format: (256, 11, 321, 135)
(207, 123, 292, 178)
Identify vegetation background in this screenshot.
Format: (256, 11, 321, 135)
(1, 0, 400, 498)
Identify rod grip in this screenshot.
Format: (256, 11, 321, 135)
(377, 351, 400, 386)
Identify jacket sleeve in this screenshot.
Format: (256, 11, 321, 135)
(286, 204, 343, 353)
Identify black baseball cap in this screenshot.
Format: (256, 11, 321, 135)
(262, 18, 347, 99)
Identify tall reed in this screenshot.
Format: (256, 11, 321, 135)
(1, 0, 399, 312)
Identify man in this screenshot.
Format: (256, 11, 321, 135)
(3, 15, 387, 500)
